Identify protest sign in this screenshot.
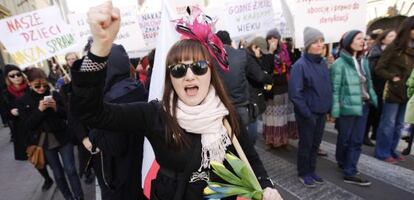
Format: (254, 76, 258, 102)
(0, 6, 77, 68)
(68, 6, 145, 58)
(222, 0, 275, 38)
(138, 11, 162, 49)
(292, 0, 367, 47)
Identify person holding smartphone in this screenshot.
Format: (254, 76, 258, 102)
(18, 68, 84, 200)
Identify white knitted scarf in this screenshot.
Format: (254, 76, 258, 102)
(173, 86, 231, 170)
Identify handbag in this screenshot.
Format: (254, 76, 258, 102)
(26, 132, 46, 169)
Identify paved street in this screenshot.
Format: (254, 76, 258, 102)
(259, 123, 414, 200)
(0, 123, 94, 200)
(1, 122, 413, 200)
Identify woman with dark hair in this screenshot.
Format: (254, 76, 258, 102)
(47, 58, 63, 88)
(262, 28, 298, 149)
(331, 30, 377, 186)
(70, 2, 281, 200)
(18, 68, 83, 200)
(364, 29, 397, 145)
(2, 64, 28, 160)
(2, 65, 54, 190)
(375, 16, 414, 163)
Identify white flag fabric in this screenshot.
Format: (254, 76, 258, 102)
(142, 0, 180, 198)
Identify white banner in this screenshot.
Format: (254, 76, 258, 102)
(222, 0, 275, 38)
(0, 6, 77, 68)
(138, 11, 162, 49)
(68, 6, 145, 57)
(292, 0, 367, 47)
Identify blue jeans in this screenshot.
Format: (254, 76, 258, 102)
(295, 113, 326, 177)
(247, 119, 258, 144)
(375, 102, 406, 160)
(44, 143, 83, 199)
(336, 104, 369, 177)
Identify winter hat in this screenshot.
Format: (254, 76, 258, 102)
(304, 27, 324, 49)
(248, 37, 269, 54)
(266, 28, 281, 40)
(341, 30, 362, 49)
(4, 64, 21, 78)
(216, 30, 232, 45)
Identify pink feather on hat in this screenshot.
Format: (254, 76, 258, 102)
(173, 6, 229, 72)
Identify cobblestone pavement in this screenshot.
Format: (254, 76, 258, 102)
(1, 122, 413, 200)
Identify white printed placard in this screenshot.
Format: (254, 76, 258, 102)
(0, 6, 77, 68)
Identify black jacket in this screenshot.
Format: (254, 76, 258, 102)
(246, 52, 272, 118)
(368, 44, 386, 97)
(18, 90, 69, 148)
(87, 44, 148, 200)
(375, 43, 414, 103)
(217, 46, 272, 107)
(2, 88, 28, 160)
(70, 54, 273, 200)
(261, 45, 293, 96)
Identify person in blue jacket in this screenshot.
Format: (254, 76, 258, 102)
(288, 27, 333, 188)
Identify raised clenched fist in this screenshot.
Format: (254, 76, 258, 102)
(87, 1, 120, 57)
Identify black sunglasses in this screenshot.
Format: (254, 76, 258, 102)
(168, 60, 209, 78)
(34, 84, 48, 89)
(8, 72, 22, 78)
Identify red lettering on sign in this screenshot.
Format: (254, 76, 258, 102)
(19, 25, 61, 42)
(6, 13, 43, 33)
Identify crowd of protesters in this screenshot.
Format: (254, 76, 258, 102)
(0, 2, 413, 199)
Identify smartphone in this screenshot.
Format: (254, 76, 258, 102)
(43, 95, 53, 101)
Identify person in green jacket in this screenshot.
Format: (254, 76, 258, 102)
(374, 16, 414, 163)
(331, 30, 377, 187)
(402, 70, 414, 155)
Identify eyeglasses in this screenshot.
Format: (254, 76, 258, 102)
(8, 72, 22, 78)
(33, 84, 48, 89)
(168, 60, 209, 78)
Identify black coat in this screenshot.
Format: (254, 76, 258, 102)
(18, 90, 69, 148)
(216, 46, 272, 107)
(2, 89, 28, 160)
(246, 52, 271, 118)
(70, 56, 273, 200)
(89, 45, 148, 200)
(261, 45, 293, 96)
(375, 43, 414, 103)
(88, 87, 146, 200)
(368, 44, 386, 97)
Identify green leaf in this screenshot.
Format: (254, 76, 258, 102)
(225, 153, 244, 174)
(240, 165, 262, 191)
(210, 161, 246, 187)
(205, 154, 265, 200)
(207, 181, 254, 192)
(225, 153, 262, 191)
(252, 190, 264, 200)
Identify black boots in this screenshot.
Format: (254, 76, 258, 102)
(42, 178, 54, 191)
